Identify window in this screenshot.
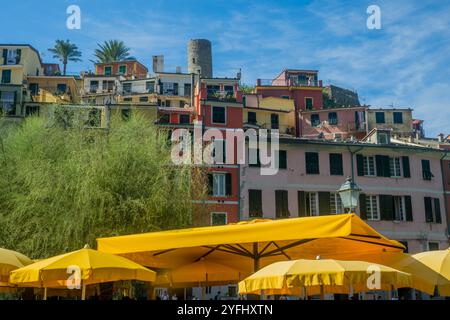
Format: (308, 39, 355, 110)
(375, 112, 385, 123)
(3, 48, 21, 65)
(56, 83, 67, 94)
(146, 81, 155, 93)
(179, 114, 190, 124)
(389, 157, 402, 177)
(378, 133, 389, 144)
(184, 83, 191, 97)
(275, 190, 290, 218)
(363, 156, 376, 176)
(393, 112, 403, 124)
(281, 95, 290, 100)
(393, 196, 405, 221)
(211, 173, 229, 197)
(328, 112, 338, 125)
(118, 65, 127, 75)
(123, 97, 132, 102)
(421, 159, 433, 180)
(428, 242, 439, 251)
(139, 96, 148, 102)
(29, 83, 39, 95)
(366, 195, 379, 220)
(211, 139, 226, 164)
(90, 80, 99, 93)
(424, 197, 442, 223)
(159, 113, 169, 124)
(330, 193, 344, 214)
(249, 189, 263, 218)
(306, 192, 318, 216)
(305, 152, 319, 174)
(224, 85, 234, 95)
(25, 105, 39, 116)
(0, 91, 16, 115)
(329, 153, 343, 175)
(271, 113, 279, 129)
(212, 106, 226, 124)
(311, 114, 320, 127)
(247, 111, 257, 124)
(278, 150, 287, 169)
(104, 66, 112, 75)
(305, 97, 313, 110)
(211, 212, 227, 226)
(102, 80, 114, 92)
(1, 69, 11, 83)
(122, 83, 132, 94)
(165, 100, 171, 107)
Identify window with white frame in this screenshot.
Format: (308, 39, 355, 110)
(394, 196, 405, 221)
(363, 156, 376, 176)
(211, 212, 227, 226)
(366, 195, 379, 220)
(330, 192, 344, 214)
(306, 192, 318, 216)
(213, 173, 226, 197)
(389, 157, 402, 177)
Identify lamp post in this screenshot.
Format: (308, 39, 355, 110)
(338, 176, 362, 213)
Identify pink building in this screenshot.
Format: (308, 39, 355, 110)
(240, 136, 449, 254)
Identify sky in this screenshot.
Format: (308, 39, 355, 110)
(1, 0, 449, 136)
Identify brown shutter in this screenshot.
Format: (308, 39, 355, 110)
(207, 174, 213, 195)
(318, 192, 331, 216)
(298, 191, 306, 217)
(379, 195, 394, 221)
(359, 193, 367, 220)
(404, 196, 413, 221)
(249, 189, 262, 218)
(225, 173, 232, 196)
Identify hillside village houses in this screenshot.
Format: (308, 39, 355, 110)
(1, 41, 449, 259)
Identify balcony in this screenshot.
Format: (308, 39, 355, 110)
(257, 78, 322, 87)
(244, 122, 295, 135)
(206, 90, 237, 102)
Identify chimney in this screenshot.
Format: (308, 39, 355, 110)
(176, 66, 182, 73)
(437, 133, 444, 142)
(152, 55, 164, 73)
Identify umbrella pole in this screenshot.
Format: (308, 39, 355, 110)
(320, 285, 325, 300)
(43, 287, 47, 301)
(81, 283, 86, 300)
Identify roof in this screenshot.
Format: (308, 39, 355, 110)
(273, 68, 319, 80)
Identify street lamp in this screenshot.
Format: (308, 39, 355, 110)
(338, 176, 362, 213)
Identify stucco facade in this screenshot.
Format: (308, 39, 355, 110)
(240, 139, 449, 254)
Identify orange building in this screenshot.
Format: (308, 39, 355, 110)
(94, 60, 148, 79)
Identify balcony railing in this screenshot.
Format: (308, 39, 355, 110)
(206, 90, 236, 102)
(257, 78, 321, 87)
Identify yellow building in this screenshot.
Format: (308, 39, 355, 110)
(366, 108, 414, 136)
(0, 44, 43, 117)
(243, 94, 296, 135)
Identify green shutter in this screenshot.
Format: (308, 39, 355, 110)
(434, 198, 442, 224)
(15, 49, 21, 64)
(424, 197, 433, 222)
(298, 191, 306, 217)
(404, 196, 413, 221)
(225, 173, 232, 196)
(279, 150, 287, 169)
(402, 156, 411, 178)
(376, 155, 390, 177)
(356, 154, 364, 176)
(207, 174, 213, 195)
(249, 189, 262, 218)
(359, 193, 367, 220)
(379, 195, 394, 221)
(318, 192, 330, 216)
(330, 153, 343, 175)
(305, 152, 319, 174)
(275, 190, 289, 218)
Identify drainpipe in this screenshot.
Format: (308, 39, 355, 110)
(347, 146, 364, 182)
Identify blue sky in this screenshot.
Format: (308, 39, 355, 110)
(1, 0, 449, 136)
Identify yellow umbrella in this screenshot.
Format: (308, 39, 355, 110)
(412, 249, 450, 296)
(10, 248, 156, 300)
(0, 248, 33, 283)
(238, 259, 412, 298)
(157, 259, 249, 288)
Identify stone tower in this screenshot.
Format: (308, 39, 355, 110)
(187, 39, 212, 78)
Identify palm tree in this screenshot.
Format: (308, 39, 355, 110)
(48, 40, 82, 75)
(93, 40, 134, 63)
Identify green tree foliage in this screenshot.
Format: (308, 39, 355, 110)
(239, 84, 254, 94)
(48, 40, 82, 75)
(93, 40, 134, 63)
(0, 110, 203, 258)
